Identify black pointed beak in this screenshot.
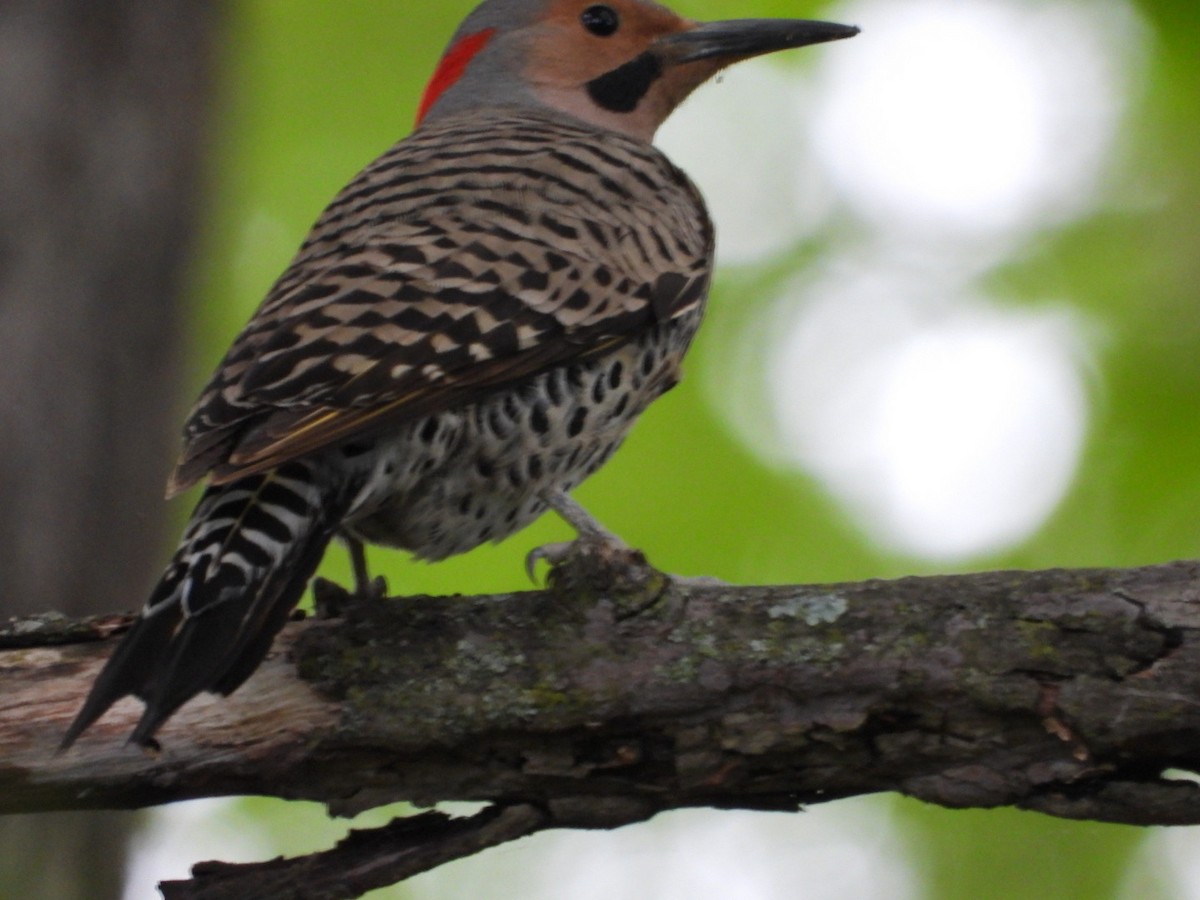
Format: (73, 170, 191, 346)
(658, 18, 859, 66)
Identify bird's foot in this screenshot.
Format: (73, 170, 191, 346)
(312, 573, 388, 619)
(525, 490, 669, 609)
(525, 532, 663, 604)
(358, 574, 389, 601)
(525, 541, 571, 581)
(313, 535, 389, 617)
(312, 578, 349, 619)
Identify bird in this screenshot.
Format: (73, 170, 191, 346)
(61, 0, 858, 749)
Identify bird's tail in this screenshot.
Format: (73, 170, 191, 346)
(62, 460, 348, 749)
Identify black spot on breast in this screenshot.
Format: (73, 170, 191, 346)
(546, 370, 565, 406)
(640, 349, 656, 377)
(568, 407, 588, 438)
(487, 405, 509, 437)
(608, 361, 624, 390)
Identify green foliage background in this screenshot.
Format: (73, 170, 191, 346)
(168, 0, 1200, 896)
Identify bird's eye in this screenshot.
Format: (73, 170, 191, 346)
(581, 5, 620, 37)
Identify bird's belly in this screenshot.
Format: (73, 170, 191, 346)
(341, 321, 694, 560)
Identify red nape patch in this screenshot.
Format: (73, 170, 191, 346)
(416, 28, 497, 125)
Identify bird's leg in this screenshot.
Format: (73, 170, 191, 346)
(313, 534, 388, 618)
(346, 536, 387, 599)
(547, 492, 626, 543)
(343, 540, 369, 595)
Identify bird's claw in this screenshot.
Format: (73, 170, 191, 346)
(525, 541, 575, 583)
(313, 574, 389, 618)
(313, 577, 352, 619)
(360, 574, 389, 602)
(525, 532, 665, 603)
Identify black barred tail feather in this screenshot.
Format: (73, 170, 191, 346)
(61, 462, 347, 749)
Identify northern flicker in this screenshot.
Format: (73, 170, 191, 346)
(62, 0, 858, 748)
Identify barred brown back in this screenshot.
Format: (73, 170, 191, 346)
(172, 108, 714, 495)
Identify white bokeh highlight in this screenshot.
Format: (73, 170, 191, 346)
(123, 800, 273, 900)
(125, 800, 918, 900)
(674, 0, 1147, 561)
(409, 803, 917, 900)
(811, 0, 1145, 240)
(1138, 826, 1200, 900)
(765, 264, 1091, 560)
(658, 63, 835, 265)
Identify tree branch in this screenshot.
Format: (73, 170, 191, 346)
(6, 556, 1200, 897)
(158, 805, 552, 900)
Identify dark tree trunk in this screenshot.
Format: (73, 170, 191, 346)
(0, 2, 221, 897)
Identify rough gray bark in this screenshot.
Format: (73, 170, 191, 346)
(0, 2, 220, 898)
(5, 556, 1200, 898)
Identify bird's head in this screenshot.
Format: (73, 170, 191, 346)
(417, 0, 858, 141)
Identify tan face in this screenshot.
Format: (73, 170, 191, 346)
(522, 0, 726, 141)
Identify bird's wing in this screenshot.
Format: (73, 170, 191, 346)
(169, 187, 711, 496)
